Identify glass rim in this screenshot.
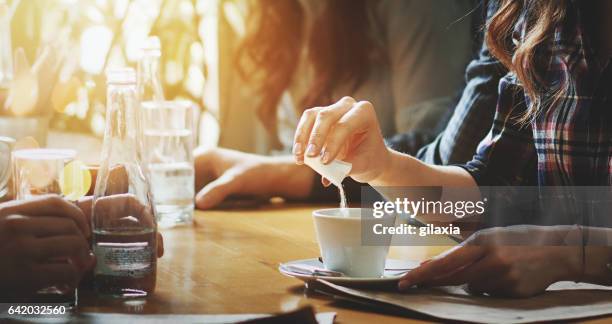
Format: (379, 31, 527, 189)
(106, 67, 136, 84)
(313, 208, 396, 220)
(0, 136, 15, 145)
(12, 148, 77, 161)
(313, 208, 371, 220)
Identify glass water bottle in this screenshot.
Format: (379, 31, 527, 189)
(0, 0, 13, 92)
(137, 36, 164, 102)
(92, 68, 157, 298)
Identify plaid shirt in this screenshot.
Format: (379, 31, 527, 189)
(413, 36, 506, 166)
(410, 0, 506, 165)
(312, 1, 503, 201)
(462, 1, 612, 186)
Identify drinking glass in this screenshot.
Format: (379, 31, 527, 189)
(0, 136, 15, 201)
(12, 148, 76, 200)
(141, 100, 195, 228)
(11, 148, 78, 305)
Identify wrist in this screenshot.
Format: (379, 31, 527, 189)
(561, 244, 585, 282)
(369, 148, 405, 187)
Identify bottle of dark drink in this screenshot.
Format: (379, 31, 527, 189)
(92, 68, 157, 298)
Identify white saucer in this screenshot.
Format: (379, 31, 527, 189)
(279, 258, 418, 288)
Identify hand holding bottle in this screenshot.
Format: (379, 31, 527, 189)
(77, 195, 164, 258)
(0, 196, 94, 297)
(92, 68, 158, 297)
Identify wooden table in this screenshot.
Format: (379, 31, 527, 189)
(50, 133, 611, 323)
(78, 203, 454, 323)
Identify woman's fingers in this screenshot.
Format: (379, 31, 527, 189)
(293, 108, 319, 164)
(416, 253, 503, 288)
(0, 195, 89, 237)
(195, 172, 238, 210)
(305, 97, 355, 158)
(321, 101, 373, 164)
(293, 96, 355, 164)
(398, 244, 487, 291)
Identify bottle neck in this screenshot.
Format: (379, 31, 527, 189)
(137, 53, 164, 102)
(105, 82, 140, 146)
(0, 3, 13, 87)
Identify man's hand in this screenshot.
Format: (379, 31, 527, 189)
(0, 195, 94, 297)
(77, 195, 164, 258)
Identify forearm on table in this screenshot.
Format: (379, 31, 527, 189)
(579, 227, 612, 285)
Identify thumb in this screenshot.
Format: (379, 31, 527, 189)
(195, 173, 237, 210)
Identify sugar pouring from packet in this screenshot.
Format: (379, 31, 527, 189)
(304, 156, 352, 187)
(304, 155, 352, 212)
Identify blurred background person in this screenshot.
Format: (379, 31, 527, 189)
(220, 0, 473, 153)
(195, 0, 475, 208)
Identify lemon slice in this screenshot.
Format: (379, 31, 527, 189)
(61, 160, 92, 201)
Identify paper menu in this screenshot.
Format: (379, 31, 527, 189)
(316, 280, 612, 324)
(5, 312, 336, 324)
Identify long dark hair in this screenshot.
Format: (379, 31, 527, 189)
(235, 0, 385, 147)
(486, 0, 570, 123)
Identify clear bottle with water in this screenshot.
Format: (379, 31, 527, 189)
(138, 36, 195, 228)
(92, 68, 157, 298)
(137, 36, 164, 102)
(0, 0, 13, 97)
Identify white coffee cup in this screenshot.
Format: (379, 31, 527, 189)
(312, 208, 395, 278)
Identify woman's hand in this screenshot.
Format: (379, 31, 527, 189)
(194, 148, 314, 209)
(0, 195, 94, 297)
(292, 96, 392, 183)
(398, 226, 583, 297)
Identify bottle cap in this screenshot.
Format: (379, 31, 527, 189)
(304, 156, 352, 187)
(106, 67, 136, 85)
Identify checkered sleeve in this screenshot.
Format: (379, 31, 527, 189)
(416, 20, 507, 165)
(459, 75, 538, 185)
